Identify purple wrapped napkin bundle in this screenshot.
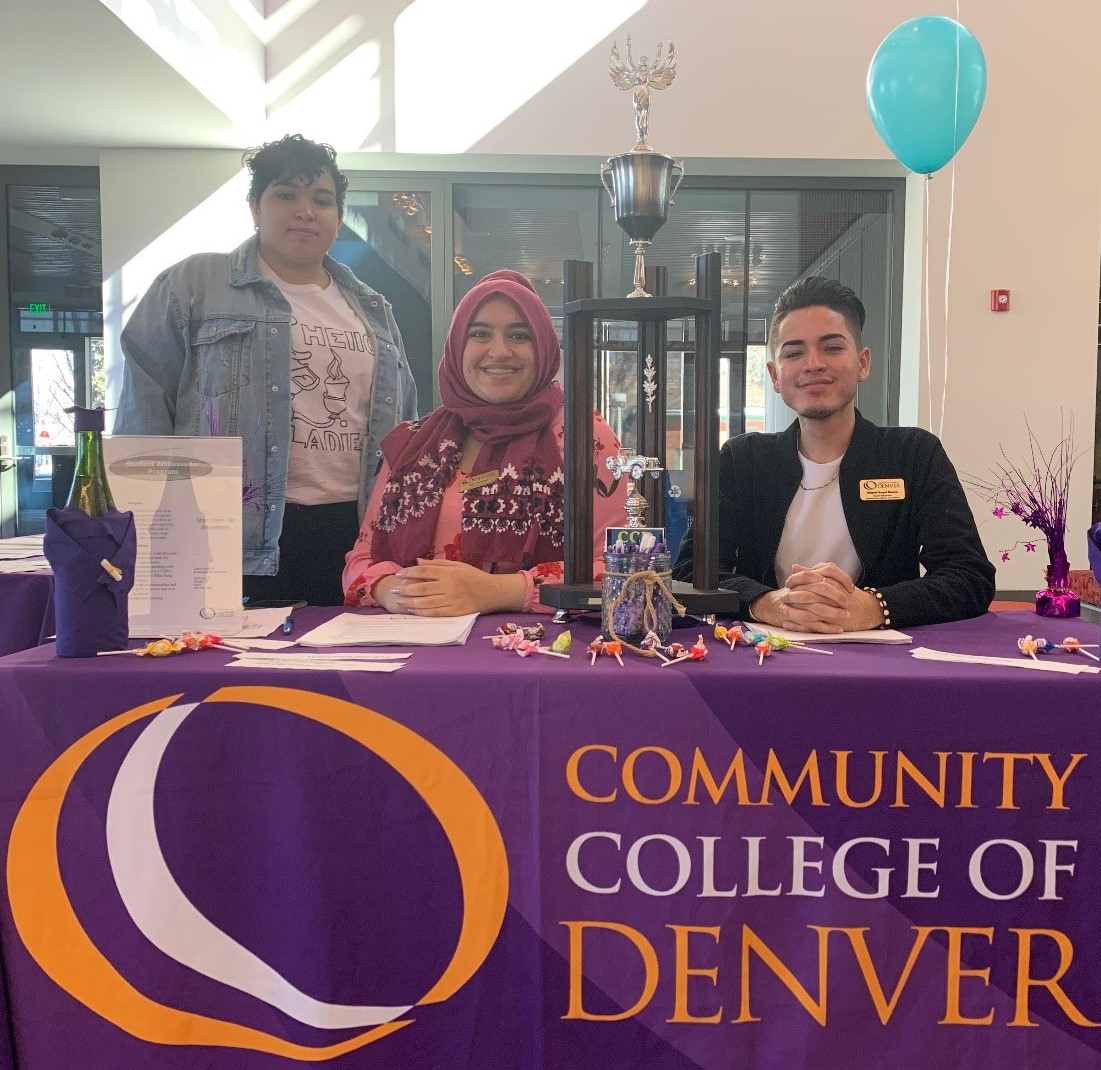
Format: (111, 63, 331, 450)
(44, 506, 137, 657)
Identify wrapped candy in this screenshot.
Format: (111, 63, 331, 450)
(1017, 634, 1101, 663)
(763, 634, 833, 656)
(661, 635, 708, 668)
(1017, 635, 1040, 661)
(96, 631, 224, 658)
(755, 639, 772, 666)
(640, 630, 669, 662)
(714, 624, 744, 651)
(483, 622, 546, 642)
(489, 631, 569, 660)
(587, 636, 605, 666)
(550, 631, 573, 654)
(586, 636, 625, 667)
(603, 640, 625, 667)
(1061, 636, 1101, 662)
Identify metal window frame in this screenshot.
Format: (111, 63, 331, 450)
(0, 164, 100, 536)
(342, 167, 905, 422)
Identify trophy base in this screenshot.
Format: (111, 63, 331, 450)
(539, 581, 742, 619)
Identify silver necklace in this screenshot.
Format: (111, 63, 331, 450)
(800, 470, 840, 492)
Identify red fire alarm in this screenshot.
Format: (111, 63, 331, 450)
(990, 289, 1011, 312)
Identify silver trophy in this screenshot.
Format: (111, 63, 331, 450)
(606, 449, 663, 528)
(601, 36, 684, 298)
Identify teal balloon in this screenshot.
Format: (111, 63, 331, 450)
(866, 16, 987, 174)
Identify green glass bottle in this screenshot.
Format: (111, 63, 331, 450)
(64, 406, 116, 516)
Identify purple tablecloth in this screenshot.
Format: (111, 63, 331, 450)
(0, 568, 54, 656)
(1, 608, 1100, 1069)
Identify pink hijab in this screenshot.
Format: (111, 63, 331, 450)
(371, 270, 566, 570)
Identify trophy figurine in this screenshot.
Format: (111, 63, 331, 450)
(606, 449, 663, 528)
(601, 36, 684, 298)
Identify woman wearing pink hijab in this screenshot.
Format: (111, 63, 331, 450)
(343, 269, 629, 616)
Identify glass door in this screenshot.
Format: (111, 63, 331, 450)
(338, 177, 446, 410)
(11, 338, 104, 530)
(3, 171, 103, 535)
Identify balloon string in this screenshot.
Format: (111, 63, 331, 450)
(923, 176, 932, 432)
(940, 161, 956, 439)
(940, 0, 960, 440)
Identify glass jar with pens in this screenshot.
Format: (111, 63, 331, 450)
(602, 536, 673, 645)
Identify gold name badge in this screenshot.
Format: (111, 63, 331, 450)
(860, 478, 906, 501)
(457, 469, 500, 494)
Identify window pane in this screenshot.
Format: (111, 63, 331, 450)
(451, 184, 600, 331)
(340, 190, 434, 407)
(7, 179, 102, 533)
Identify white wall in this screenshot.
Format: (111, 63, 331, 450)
(92, 0, 1101, 587)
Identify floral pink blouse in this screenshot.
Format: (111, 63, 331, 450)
(343, 409, 629, 613)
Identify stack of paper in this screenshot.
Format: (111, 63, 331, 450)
(0, 535, 48, 573)
(0, 535, 45, 559)
(0, 558, 51, 574)
(228, 651, 410, 673)
(295, 612, 479, 648)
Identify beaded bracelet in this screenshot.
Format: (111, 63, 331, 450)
(862, 586, 891, 628)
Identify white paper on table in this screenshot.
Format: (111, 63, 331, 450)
(759, 625, 913, 645)
(911, 646, 1100, 675)
(231, 651, 410, 663)
(295, 612, 478, 647)
(219, 637, 296, 651)
(228, 654, 405, 672)
(0, 535, 45, 559)
(223, 608, 291, 638)
(0, 558, 51, 573)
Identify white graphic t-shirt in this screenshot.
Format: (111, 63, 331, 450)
(260, 260, 377, 505)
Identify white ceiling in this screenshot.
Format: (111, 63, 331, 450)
(0, 0, 241, 154)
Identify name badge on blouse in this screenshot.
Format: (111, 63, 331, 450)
(457, 470, 500, 494)
(859, 478, 906, 501)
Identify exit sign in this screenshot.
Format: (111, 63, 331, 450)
(27, 302, 50, 314)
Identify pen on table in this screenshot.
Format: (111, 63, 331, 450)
(282, 601, 306, 635)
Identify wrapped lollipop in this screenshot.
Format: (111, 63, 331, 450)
(755, 639, 772, 666)
(179, 630, 224, 651)
(483, 622, 546, 642)
(587, 636, 605, 667)
(489, 631, 569, 660)
(602, 639, 625, 667)
(97, 631, 222, 657)
(661, 634, 708, 668)
(1060, 636, 1101, 662)
(764, 634, 834, 656)
(1017, 635, 1041, 661)
(640, 630, 670, 662)
(550, 631, 573, 654)
(714, 624, 743, 651)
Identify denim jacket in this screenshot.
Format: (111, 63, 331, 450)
(114, 235, 418, 576)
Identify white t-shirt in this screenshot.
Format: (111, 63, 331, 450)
(773, 454, 862, 584)
(260, 260, 377, 505)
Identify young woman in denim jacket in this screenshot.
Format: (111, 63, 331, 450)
(114, 135, 417, 605)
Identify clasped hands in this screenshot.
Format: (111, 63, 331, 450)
(372, 558, 527, 617)
(749, 563, 885, 634)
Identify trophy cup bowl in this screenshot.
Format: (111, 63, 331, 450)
(600, 151, 684, 297)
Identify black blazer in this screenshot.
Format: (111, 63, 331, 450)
(673, 412, 995, 627)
